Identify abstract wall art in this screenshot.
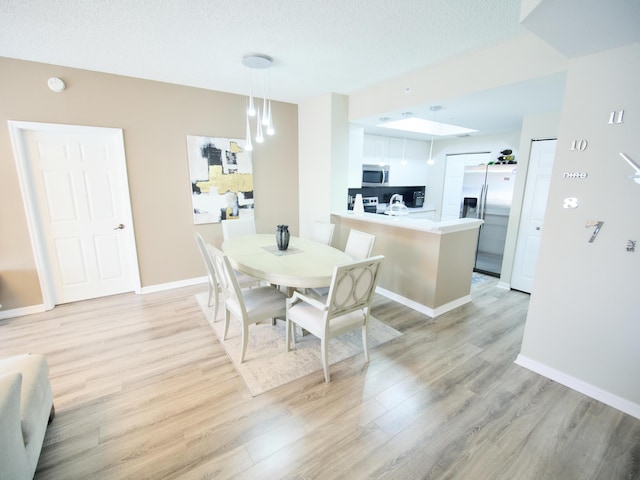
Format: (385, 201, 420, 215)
(186, 135, 254, 224)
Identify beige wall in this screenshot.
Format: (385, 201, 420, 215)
(519, 44, 640, 411)
(0, 57, 298, 310)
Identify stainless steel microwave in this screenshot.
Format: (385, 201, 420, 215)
(362, 164, 390, 187)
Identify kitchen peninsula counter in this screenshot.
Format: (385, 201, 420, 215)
(330, 211, 483, 317)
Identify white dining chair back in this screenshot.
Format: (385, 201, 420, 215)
(286, 255, 385, 382)
(311, 221, 335, 246)
(194, 232, 219, 310)
(344, 229, 376, 260)
(308, 229, 376, 300)
(210, 245, 287, 363)
(207, 242, 260, 293)
(195, 232, 260, 320)
(221, 218, 256, 241)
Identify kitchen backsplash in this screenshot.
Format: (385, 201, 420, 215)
(348, 185, 425, 208)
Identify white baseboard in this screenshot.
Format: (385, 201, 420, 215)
(1, 277, 209, 320)
(0, 304, 47, 320)
(515, 354, 640, 420)
(375, 287, 471, 318)
(139, 276, 207, 294)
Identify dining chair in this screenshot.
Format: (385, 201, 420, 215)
(285, 255, 385, 382)
(210, 245, 287, 363)
(308, 228, 376, 299)
(221, 218, 256, 241)
(344, 229, 376, 260)
(311, 221, 335, 245)
(195, 232, 259, 320)
(194, 232, 218, 309)
(207, 244, 260, 316)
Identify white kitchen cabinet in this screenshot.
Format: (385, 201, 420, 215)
(361, 134, 429, 186)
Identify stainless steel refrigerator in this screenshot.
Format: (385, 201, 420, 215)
(459, 164, 516, 276)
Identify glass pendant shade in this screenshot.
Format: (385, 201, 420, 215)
(245, 115, 253, 151)
(255, 107, 264, 143)
(247, 87, 256, 117)
(266, 100, 274, 135)
(261, 96, 269, 126)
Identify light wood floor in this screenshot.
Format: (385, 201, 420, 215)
(1, 276, 639, 479)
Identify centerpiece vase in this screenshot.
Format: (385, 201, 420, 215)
(276, 225, 290, 251)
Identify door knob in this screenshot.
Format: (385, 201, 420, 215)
(114, 224, 125, 230)
(535, 226, 541, 231)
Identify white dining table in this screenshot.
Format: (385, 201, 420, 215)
(221, 234, 353, 289)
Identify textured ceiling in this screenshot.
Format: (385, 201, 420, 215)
(0, 0, 529, 105)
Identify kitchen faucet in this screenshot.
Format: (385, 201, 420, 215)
(389, 193, 403, 205)
(385, 193, 408, 215)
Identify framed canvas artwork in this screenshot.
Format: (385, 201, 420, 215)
(186, 135, 254, 224)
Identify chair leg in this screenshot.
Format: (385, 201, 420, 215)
(362, 324, 370, 363)
(212, 285, 220, 321)
(321, 338, 330, 382)
(207, 282, 214, 307)
(285, 319, 292, 351)
(223, 309, 230, 340)
(240, 322, 249, 363)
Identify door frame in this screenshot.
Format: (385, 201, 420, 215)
(8, 121, 141, 310)
(510, 138, 557, 293)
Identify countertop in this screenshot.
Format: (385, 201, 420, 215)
(332, 210, 483, 234)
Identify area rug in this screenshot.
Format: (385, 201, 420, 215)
(195, 292, 402, 396)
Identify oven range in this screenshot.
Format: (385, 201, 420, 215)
(361, 196, 378, 213)
(348, 195, 378, 213)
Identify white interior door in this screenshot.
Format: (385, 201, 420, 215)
(511, 139, 557, 293)
(11, 122, 140, 307)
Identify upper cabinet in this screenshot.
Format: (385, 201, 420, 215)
(359, 134, 429, 187)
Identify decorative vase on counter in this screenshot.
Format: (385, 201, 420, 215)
(353, 193, 365, 215)
(276, 225, 290, 251)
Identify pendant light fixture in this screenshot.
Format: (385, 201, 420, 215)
(427, 105, 439, 165)
(427, 137, 435, 165)
(255, 107, 264, 143)
(401, 139, 407, 165)
(247, 82, 256, 117)
(266, 100, 274, 136)
(245, 115, 253, 152)
(261, 93, 269, 126)
(242, 53, 274, 148)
